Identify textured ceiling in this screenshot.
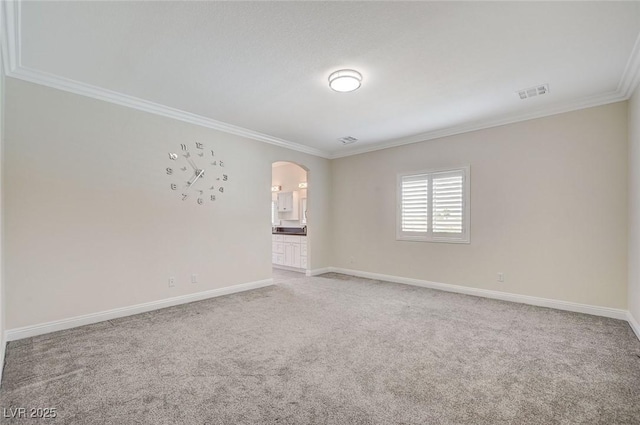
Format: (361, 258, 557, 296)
(14, 1, 640, 156)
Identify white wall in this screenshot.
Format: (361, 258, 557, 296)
(272, 162, 307, 226)
(331, 102, 628, 309)
(629, 89, 640, 331)
(4, 78, 332, 329)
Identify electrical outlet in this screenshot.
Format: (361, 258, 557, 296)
(168, 277, 176, 288)
(497, 272, 504, 283)
(191, 274, 198, 284)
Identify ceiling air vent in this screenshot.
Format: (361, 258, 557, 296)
(517, 84, 549, 100)
(338, 136, 358, 145)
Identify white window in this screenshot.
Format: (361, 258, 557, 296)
(397, 166, 469, 243)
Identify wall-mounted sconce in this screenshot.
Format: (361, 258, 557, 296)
(271, 185, 281, 192)
(298, 182, 308, 189)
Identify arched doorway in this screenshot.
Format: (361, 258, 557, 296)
(271, 161, 309, 280)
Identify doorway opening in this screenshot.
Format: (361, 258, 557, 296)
(271, 161, 308, 280)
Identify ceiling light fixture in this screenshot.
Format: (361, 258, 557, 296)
(328, 69, 362, 93)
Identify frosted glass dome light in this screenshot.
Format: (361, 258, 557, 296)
(328, 69, 362, 93)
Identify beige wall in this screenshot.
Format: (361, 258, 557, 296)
(4, 78, 331, 329)
(3, 76, 634, 331)
(629, 90, 640, 323)
(0, 55, 5, 367)
(331, 102, 628, 309)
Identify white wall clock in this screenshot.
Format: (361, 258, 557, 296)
(166, 142, 228, 205)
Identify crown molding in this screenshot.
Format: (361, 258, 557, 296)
(618, 31, 640, 99)
(4, 0, 640, 160)
(330, 28, 640, 158)
(2, 0, 330, 158)
(0, 0, 19, 76)
(332, 22, 640, 158)
(329, 90, 627, 159)
(9, 66, 331, 158)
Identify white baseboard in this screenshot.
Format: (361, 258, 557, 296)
(0, 334, 5, 382)
(306, 267, 332, 277)
(5, 278, 274, 341)
(5, 270, 635, 343)
(272, 264, 306, 273)
(628, 311, 640, 341)
(331, 267, 628, 320)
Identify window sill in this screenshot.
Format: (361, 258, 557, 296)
(396, 235, 470, 244)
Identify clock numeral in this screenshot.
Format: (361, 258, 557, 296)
(168, 153, 178, 160)
(197, 198, 204, 205)
(181, 144, 188, 151)
(211, 161, 217, 166)
(197, 152, 204, 157)
(211, 150, 215, 157)
(222, 174, 228, 181)
(182, 193, 188, 201)
(196, 142, 203, 149)
(211, 195, 216, 201)
(170, 183, 177, 190)
(180, 166, 187, 171)
(219, 187, 224, 193)
(166, 167, 173, 175)
(184, 152, 191, 158)
(209, 186, 215, 190)
(198, 190, 203, 195)
(219, 161, 224, 167)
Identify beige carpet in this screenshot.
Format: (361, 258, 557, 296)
(1, 272, 639, 424)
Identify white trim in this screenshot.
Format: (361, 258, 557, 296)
(0, 4, 7, 382)
(627, 311, 640, 341)
(397, 166, 470, 244)
(0, 0, 329, 158)
(329, 91, 626, 159)
(306, 267, 332, 277)
(330, 267, 628, 320)
(9, 66, 330, 158)
(5, 278, 273, 341)
(0, 0, 18, 75)
(272, 264, 306, 273)
(0, 340, 5, 382)
(2, 1, 640, 160)
(7, 65, 628, 161)
(618, 31, 640, 98)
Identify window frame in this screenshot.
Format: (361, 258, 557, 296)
(396, 165, 470, 244)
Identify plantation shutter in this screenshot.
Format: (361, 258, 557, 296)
(397, 166, 469, 243)
(432, 170, 464, 234)
(401, 174, 429, 233)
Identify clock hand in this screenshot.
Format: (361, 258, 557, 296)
(185, 156, 199, 172)
(185, 169, 205, 192)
